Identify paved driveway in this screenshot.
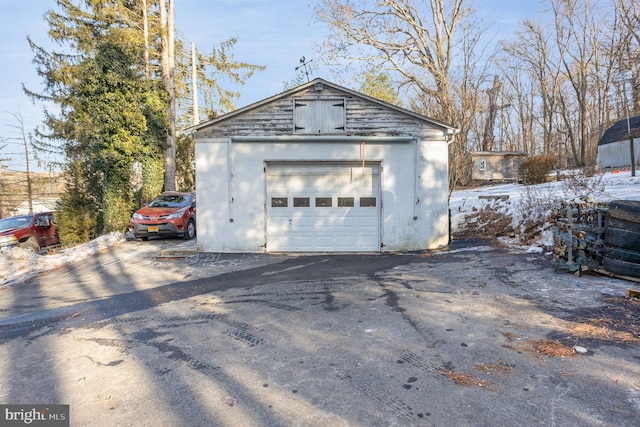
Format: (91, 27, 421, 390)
(0, 239, 638, 426)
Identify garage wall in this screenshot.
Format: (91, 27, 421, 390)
(195, 137, 449, 252)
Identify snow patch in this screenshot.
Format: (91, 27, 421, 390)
(0, 232, 125, 287)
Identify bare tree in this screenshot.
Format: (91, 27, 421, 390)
(502, 20, 563, 158)
(552, 0, 605, 166)
(314, 0, 496, 189)
(614, 0, 640, 113)
(6, 112, 34, 213)
(497, 0, 635, 169)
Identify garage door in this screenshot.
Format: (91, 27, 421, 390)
(266, 162, 380, 252)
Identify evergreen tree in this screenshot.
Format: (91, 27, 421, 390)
(26, 0, 167, 241)
(25, 0, 264, 241)
(360, 72, 401, 106)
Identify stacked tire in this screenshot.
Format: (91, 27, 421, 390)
(602, 200, 640, 278)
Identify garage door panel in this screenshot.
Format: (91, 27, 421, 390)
(267, 163, 380, 252)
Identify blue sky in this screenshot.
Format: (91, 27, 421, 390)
(0, 0, 541, 171)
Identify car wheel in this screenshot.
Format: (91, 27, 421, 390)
(183, 219, 196, 240)
(607, 200, 640, 224)
(602, 255, 640, 278)
(19, 237, 40, 253)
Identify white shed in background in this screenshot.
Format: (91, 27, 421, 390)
(191, 78, 457, 253)
(597, 115, 640, 169)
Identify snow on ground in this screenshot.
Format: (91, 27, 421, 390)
(450, 169, 640, 229)
(0, 232, 125, 287)
(450, 169, 640, 251)
(0, 170, 638, 288)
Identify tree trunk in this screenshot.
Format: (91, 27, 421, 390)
(142, 0, 150, 80)
(160, 0, 176, 191)
(482, 75, 503, 151)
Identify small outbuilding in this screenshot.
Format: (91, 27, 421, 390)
(470, 151, 527, 182)
(597, 115, 640, 169)
(191, 78, 457, 253)
(12, 198, 59, 216)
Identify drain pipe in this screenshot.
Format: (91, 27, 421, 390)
(414, 137, 420, 220)
(227, 137, 234, 222)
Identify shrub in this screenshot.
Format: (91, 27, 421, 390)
(55, 188, 98, 246)
(560, 168, 605, 199)
(515, 185, 562, 244)
(463, 197, 515, 238)
(520, 155, 555, 185)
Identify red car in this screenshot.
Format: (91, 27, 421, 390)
(129, 192, 196, 241)
(0, 212, 61, 253)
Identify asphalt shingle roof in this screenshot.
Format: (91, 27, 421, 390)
(598, 115, 640, 146)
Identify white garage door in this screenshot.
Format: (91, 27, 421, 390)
(266, 162, 380, 252)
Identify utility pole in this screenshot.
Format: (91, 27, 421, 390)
(619, 70, 636, 177)
(191, 42, 199, 126)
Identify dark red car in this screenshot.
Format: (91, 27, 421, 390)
(129, 192, 196, 241)
(0, 212, 61, 253)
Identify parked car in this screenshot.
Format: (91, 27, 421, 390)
(129, 192, 196, 241)
(0, 212, 61, 253)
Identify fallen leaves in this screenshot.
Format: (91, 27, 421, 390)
(439, 370, 495, 391)
(570, 323, 638, 344)
(518, 339, 576, 358)
(474, 361, 514, 378)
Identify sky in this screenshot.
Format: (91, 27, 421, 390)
(0, 0, 542, 172)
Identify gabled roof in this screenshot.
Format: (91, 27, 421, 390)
(598, 115, 640, 146)
(187, 77, 457, 133)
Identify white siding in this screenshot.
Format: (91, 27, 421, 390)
(195, 137, 449, 253)
(597, 139, 640, 168)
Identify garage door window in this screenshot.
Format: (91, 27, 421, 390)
(338, 197, 354, 207)
(360, 197, 377, 207)
(294, 197, 310, 207)
(316, 197, 332, 207)
(271, 197, 288, 207)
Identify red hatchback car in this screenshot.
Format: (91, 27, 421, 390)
(129, 192, 196, 241)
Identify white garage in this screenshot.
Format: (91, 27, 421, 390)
(191, 78, 457, 253)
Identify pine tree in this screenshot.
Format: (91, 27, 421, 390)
(25, 0, 167, 241)
(25, 0, 264, 241)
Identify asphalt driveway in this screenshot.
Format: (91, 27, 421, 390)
(0, 238, 638, 426)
